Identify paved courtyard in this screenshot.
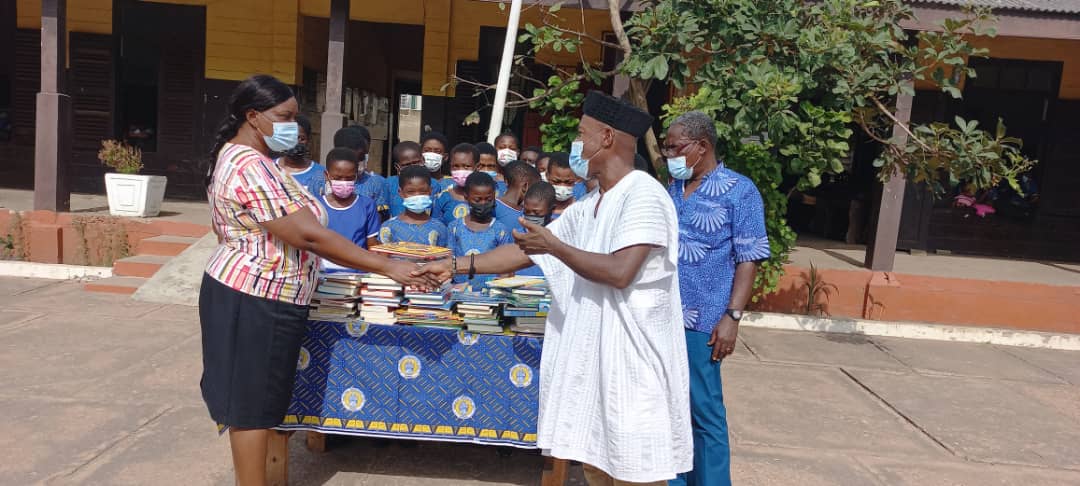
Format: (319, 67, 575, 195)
(1, 276, 1079, 485)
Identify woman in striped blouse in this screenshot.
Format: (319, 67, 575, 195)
(200, 74, 437, 486)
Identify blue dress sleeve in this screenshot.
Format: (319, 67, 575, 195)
(363, 198, 381, 244)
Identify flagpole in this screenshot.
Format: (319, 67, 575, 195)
(486, 0, 524, 143)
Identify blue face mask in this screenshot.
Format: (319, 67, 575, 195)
(402, 195, 433, 214)
(667, 156, 698, 180)
(482, 170, 499, 179)
(258, 113, 299, 153)
(569, 140, 591, 179)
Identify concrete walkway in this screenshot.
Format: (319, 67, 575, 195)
(2, 276, 1080, 485)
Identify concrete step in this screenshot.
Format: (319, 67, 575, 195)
(84, 276, 147, 295)
(113, 255, 173, 278)
(136, 235, 201, 256)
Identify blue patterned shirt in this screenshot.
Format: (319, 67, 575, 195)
(378, 217, 449, 247)
(447, 218, 514, 286)
(670, 164, 770, 334)
(355, 172, 387, 210)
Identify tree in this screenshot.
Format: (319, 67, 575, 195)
(456, 0, 1036, 297)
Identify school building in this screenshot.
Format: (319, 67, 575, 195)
(0, 0, 615, 199)
(2, 0, 1080, 267)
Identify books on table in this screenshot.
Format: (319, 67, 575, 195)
(310, 271, 364, 321)
(370, 242, 451, 262)
(358, 273, 402, 325)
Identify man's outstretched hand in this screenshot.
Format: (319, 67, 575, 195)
(513, 218, 559, 255)
(411, 258, 453, 285)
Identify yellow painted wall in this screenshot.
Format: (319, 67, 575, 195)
(17, 0, 112, 34)
(202, 0, 300, 84)
(300, 0, 426, 25)
(969, 36, 1080, 100)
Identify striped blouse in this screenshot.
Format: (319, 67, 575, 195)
(205, 143, 327, 305)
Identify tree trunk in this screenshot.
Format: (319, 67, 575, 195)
(607, 0, 663, 169)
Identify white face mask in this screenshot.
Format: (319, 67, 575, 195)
(497, 148, 518, 166)
(422, 152, 443, 172)
(553, 184, 574, 202)
(540, 172, 548, 182)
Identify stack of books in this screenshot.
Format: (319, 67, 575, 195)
(397, 282, 461, 329)
(452, 290, 507, 334)
(488, 277, 551, 336)
(309, 272, 364, 321)
(358, 274, 403, 325)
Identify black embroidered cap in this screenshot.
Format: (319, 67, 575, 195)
(582, 90, 654, 138)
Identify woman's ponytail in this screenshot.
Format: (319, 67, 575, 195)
(204, 74, 295, 189)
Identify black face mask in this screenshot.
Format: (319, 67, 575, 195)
(280, 143, 309, 161)
(522, 214, 548, 227)
(469, 201, 495, 221)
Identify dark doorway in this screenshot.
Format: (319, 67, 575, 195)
(897, 57, 1077, 261)
(114, 0, 206, 197)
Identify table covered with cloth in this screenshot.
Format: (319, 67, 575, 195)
(278, 320, 544, 448)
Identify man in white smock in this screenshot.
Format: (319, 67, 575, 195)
(421, 91, 691, 485)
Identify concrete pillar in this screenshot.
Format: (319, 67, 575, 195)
(319, 0, 349, 164)
(865, 86, 914, 272)
(34, 0, 71, 212)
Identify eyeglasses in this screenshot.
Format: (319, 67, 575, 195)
(661, 139, 698, 157)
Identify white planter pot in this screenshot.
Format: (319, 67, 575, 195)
(104, 173, 168, 217)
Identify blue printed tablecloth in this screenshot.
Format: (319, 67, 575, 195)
(278, 320, 543, 448)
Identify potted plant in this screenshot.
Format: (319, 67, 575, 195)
(98, 140, 167, 217)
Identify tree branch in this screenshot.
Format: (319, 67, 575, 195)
(607, 0, 663, 167)
(870, 94, 932, 151)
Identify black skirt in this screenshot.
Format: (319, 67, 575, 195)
(198, 273, 309, 429)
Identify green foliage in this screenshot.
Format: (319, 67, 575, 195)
(529, 76, 585, 152)
(98, 139, 143, 175)
(517, 0, 1035, 299)
(719, 141, 797, 300)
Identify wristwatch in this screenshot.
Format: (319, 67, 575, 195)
(726, 309, 744, 321)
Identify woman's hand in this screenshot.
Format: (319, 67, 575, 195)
(413, 259, 453, 284)
(382, 260, 440, 291)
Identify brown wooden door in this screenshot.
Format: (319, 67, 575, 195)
(69, 32, 116, 193)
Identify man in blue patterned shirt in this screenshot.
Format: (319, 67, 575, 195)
(665, 111, 770, 486)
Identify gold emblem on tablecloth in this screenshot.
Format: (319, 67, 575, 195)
(457, 330, 479, 346)
(346, 320, 370, 338)
(398, 355, 422, 379)
(509, 364, 532, 388)
(453, 395, 476, 419)
(296, 346, 310, 370)
(341, 387, 365, 412)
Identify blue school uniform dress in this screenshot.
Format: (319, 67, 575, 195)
(433, 190, 470, 225)
(494, 199, 524, 233)
(447, 218, 513, 287)
(378, 217, 449, 247)
(435, 177, 455, 195)
(382, 175, 442, 217)
(319, 194, 381, 273)
(355, 172, 387, 211)
(668, 164, 770, 486)
(276, 159, 326, 197)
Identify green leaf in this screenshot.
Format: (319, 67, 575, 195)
(549, 1, 562, 13)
